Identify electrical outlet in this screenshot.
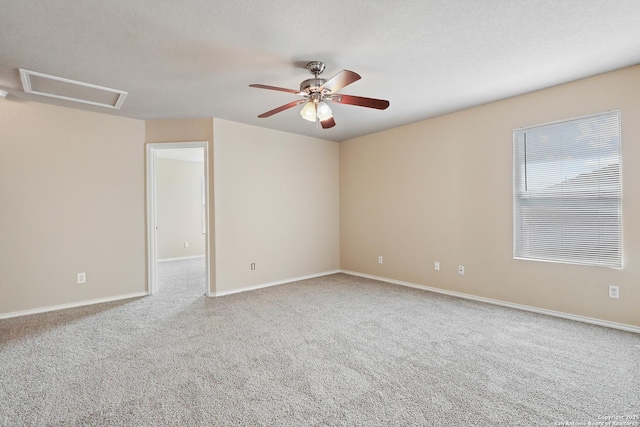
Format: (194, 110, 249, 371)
(184, 242, 189, 248)
(458, 265, 465, 275)
(378, 256, 383, 264)
(434, 261, 440, 271)
(250, 263, 256, 270)
(609, 285, 619, 299)
(77, 273, 86, 284)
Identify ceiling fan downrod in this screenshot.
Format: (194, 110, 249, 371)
(301, 61, 327, 94)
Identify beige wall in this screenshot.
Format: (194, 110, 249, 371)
(340, 65, 640, 327)
(214, 119, 340, 293)
(157, 158, 206, 259)
(3, 69, 637, 328)
(0, 101, 146, 315)
(146, 118, 214, 145)
(145, 119, 215, 292)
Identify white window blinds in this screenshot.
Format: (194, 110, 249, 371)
(513, 110, 622, 268)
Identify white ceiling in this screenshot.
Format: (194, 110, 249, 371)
(1, 1, 639, 142)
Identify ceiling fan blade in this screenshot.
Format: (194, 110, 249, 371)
(320, 70, 361, 94)
(249, 84, 304, 95)
(257, 99, 306, 118)
(332, 94, 390, 110)
(320, 117, 336, 129)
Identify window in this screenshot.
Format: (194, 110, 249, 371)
(513, 110, 622, 268)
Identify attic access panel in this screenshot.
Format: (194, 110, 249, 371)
(19, 69, 127, 109)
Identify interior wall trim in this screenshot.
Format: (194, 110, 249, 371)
(340, 270, 640, 334)
(213, 270, 341, 297)
(0, 292, 148, 320)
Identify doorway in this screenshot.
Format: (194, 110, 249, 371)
(146, 142, 211, 296)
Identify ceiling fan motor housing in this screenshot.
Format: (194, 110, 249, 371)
(300, 78, 327, 94)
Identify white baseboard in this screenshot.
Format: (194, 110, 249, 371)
(158, 255, 205, 262)
(213, 270, 341, 297)
(341, 270, 640, 334)
(0, 292, 148, 320)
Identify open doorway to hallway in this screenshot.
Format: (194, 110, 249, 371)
(146, 142, 210, 297)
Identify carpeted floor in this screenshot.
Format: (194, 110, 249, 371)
(0, 258, 638, 426)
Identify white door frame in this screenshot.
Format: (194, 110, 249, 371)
(146, 141, 212, 296)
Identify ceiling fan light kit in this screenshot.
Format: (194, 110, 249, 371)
(250, 61, 389, 129)
(300, 100, 319, 122)
(316, 101, 332, 121)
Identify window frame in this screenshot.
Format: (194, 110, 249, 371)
(512, 109, 622, 268)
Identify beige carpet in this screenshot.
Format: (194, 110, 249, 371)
(1, 258, 638, 426)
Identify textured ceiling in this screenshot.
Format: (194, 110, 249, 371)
(1, 0, 640, 142)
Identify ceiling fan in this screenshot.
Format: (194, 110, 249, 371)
(249, 61, 390, 129)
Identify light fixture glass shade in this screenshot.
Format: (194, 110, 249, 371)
(316, 101, 333, 121)
(300, 101, 317, 122)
